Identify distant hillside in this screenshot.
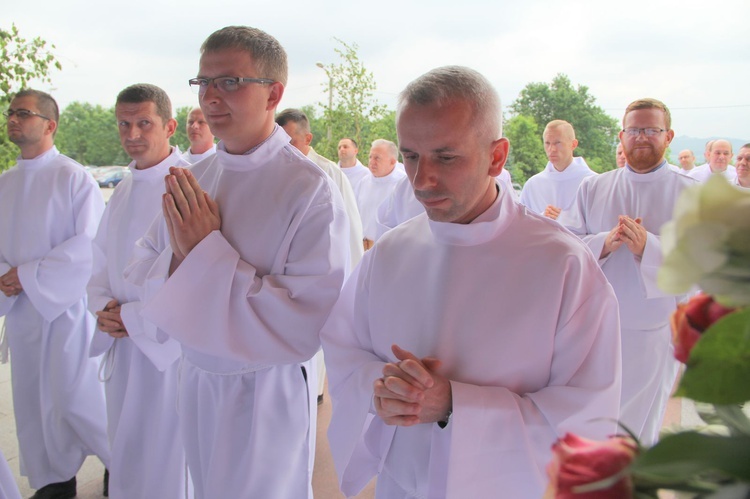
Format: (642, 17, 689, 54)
(668, 136, 747, 164)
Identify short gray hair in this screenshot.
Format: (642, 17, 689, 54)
(371, 138, 398, 160)
(201, 26, 288, 86)
(397, 65, 502, 140)
(275, 108, 309, 133)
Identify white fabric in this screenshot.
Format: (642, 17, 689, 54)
(87, 147, 191, 498)
(356, 168, 407, 241)
(688, 163, 737, 182)
(124, 126, 349, 499)
(375, 174, 424, 239)
(306, 147, 365, 398)
(0, 147, 110, 489)
(0, 448, 21, 499)
(496, 168, 517, 199)
(339, 160, 370, 192)
(182, 144, 217, 164)
(566, 164, 696, 445)
(323, 186, 621, 498)
(307, 147, 364, 269)
(519, 156, 596, 224)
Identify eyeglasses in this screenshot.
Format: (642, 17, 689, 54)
(188, 76, 275, 95)
(3, 108, 51, 121)
(622, 127, 666, 137)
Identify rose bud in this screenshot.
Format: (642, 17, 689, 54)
(671, 293, 735, 363)
(545, 433, 638, 499)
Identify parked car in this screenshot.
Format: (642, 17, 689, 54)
(94, 166, 130, 188)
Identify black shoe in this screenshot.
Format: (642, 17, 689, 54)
(103, 468, 109, 497)
(29, 476, 76, 499)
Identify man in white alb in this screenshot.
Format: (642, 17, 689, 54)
(275, 108, 364, 269)
(322, 66, 621, 499)
(357, 139, 407, 249)
(677, 149, 696, 174)
(181, 107, 216, 163)
(566, 98, 696, 445)
(275, 107, 364, 406)
(0, 89, 110, 499)
(88, 83, 191, 498)
(688, 139, 736, 182)
(616, 142, 626, 168)
(337, 137, 370, 190)
(124, 26, 349, 498)
(519, 120, 596, 224)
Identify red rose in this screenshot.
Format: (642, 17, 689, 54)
(671, 293, 735, 363)
(545, 433, 638, 499)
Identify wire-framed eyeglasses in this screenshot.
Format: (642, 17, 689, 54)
(188, 76, 275, 95)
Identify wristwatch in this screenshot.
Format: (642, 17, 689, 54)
(437, 409, 452, 429)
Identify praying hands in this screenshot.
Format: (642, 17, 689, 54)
(163, 167, 221, 272)
(600, 216, 646, 259)
(373, 344, 452, 427)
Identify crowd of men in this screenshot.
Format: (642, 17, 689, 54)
(0, 23, 748, 499)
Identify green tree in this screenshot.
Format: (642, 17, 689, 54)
(56, 102, 126, 166)
(504, 114, 546, 184)
(172, 105, 192, 153)
(0, 24, 61, 171)
(508, 74, 620, 173)
(315, 39, 388, 163)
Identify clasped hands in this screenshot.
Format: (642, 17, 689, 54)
(0, 267, 22, 297)
(96, 299, 128, 338)
(373, 344, 452, 427)
(543, 205, 561, 220)
(163, 167, 221, 271)
(601, 215, 647, 259)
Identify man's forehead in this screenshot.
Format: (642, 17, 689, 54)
(115, 101, 158, 119)
(199, 48, 255, 74)
(188, 109, 205, 119)
(10, 95, 37, 109)
(624, 108, 667, 127)
(712, 141, 731, 151)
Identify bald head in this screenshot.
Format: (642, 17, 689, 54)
(708, 139, 733, 173)
(543, 120, 578, 171)
(677, 149, 695, 171)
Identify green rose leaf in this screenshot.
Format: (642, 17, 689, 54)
(630, 432, 750, 483)
(676, 308, 750, 404)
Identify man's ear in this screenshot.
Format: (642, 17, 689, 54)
(46, 119, 58, 137)
(488, 137, 509, 177)
(166, 118, 178, 139)
(305, 132, 313, 147)
(266, 82, 285, 111)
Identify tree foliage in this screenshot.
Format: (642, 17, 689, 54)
(0, 24, 61, 171)
(172, 105, 192, 154)
(508, 74, 620, 177)
(314, 39, 391, 163)
(56, 102, 127, 166)
(504, 114, 546, 184)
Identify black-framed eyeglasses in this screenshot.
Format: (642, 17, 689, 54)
(622, 127, 666, 137)
(3, 108, 51, 121)
(188, 76, 276, 95)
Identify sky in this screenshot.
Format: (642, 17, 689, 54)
(6, 0, 749, 142)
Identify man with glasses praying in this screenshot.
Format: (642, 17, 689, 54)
(566, 98, 697, 446)
(0, 89, 110, 499)
(125, 26, 349, 498)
